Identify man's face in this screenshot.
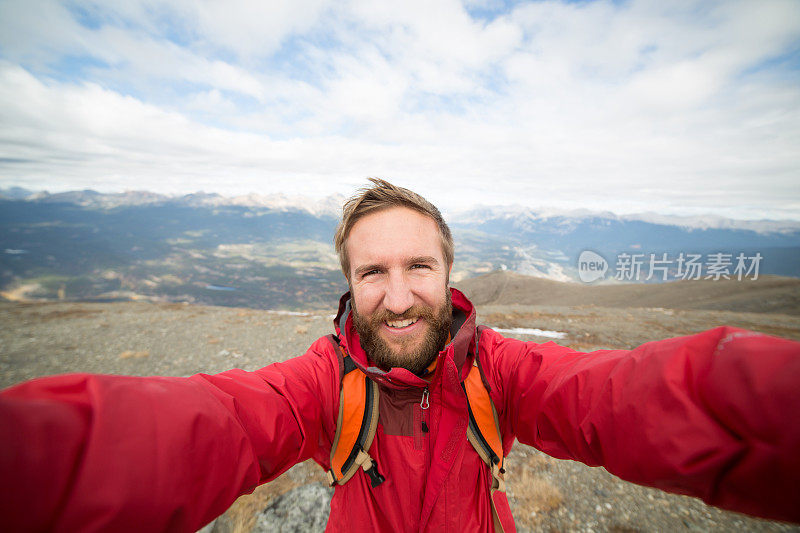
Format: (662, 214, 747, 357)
(347, 206, 452, 374)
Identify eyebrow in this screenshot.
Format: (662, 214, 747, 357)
(407, 256, 440, 267)
(353, 256, 441, 278)
(354, 263, 385, 278)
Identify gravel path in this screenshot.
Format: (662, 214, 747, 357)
(1, 300, 797, 532)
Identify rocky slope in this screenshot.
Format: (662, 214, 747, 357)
(1, 300, 798, 532)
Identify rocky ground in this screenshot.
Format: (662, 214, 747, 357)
(1, 300, 798, 532)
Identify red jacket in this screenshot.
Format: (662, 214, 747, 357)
(1, 288, 799, 532)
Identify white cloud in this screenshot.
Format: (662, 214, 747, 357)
(193, 0, 332, 59)
(0, 0, 88, 65)
(0, 0, 798, 220)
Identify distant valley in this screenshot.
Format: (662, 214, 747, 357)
(2, 188, 799, 310)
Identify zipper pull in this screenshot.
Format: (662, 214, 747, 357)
(420, 387, 429, 433)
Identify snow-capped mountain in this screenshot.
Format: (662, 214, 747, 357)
(2, 188, 344, 217)
(450, 205, 800, 235)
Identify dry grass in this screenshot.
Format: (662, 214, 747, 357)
(734, 323, 800, 339)
(32, 308, 102, 321)
(159, 303, 188, 311)
(118, 350, 150, 359)
(505, 451, 564, 530)
(510, 470, 564, 529)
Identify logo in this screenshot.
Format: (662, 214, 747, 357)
(577, 250, 608, 283)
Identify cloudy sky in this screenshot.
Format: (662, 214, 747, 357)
(0, 0, 799, 219)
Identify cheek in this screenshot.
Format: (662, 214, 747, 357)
(416, 278, 448, 306)
(353, 285, 383, 314)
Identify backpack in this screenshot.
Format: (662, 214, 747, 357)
(323, 328, 508, 528)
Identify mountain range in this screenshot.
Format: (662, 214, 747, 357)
(1, 187, 798, 309)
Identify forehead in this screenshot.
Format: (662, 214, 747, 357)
(346, 207, 443, 266)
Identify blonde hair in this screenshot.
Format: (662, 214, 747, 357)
(334, 178, 454, 280)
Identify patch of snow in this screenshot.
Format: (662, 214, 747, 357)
(490, 327, 567, 339)
(267, 310, 311, 316)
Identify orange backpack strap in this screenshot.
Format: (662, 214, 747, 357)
(463, 326, 507, 531)
(325, 335, 385, 488)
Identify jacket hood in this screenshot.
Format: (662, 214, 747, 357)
(333, 287, 477, 389)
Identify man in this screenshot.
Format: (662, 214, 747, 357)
(1, 179, 799, 532)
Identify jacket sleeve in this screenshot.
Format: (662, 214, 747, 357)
(484, 325, 800, 523)
(0, 336, 339, 533)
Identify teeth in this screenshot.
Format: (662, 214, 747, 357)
(386, 317, 419, 328)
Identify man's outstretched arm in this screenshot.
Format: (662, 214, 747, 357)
(0, 337, 339, 532)
(485, 326, 800, 523)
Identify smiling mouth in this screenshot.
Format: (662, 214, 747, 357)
(385, 317, 419, 329)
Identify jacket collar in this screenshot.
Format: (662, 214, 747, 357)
(333, 287, 477, 389)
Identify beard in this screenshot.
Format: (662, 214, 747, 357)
(352, 290, 453, 375)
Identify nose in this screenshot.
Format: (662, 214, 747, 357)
(383, 271, 414, 315)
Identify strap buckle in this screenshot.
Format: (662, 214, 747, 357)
(355, 449, 385, 488)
